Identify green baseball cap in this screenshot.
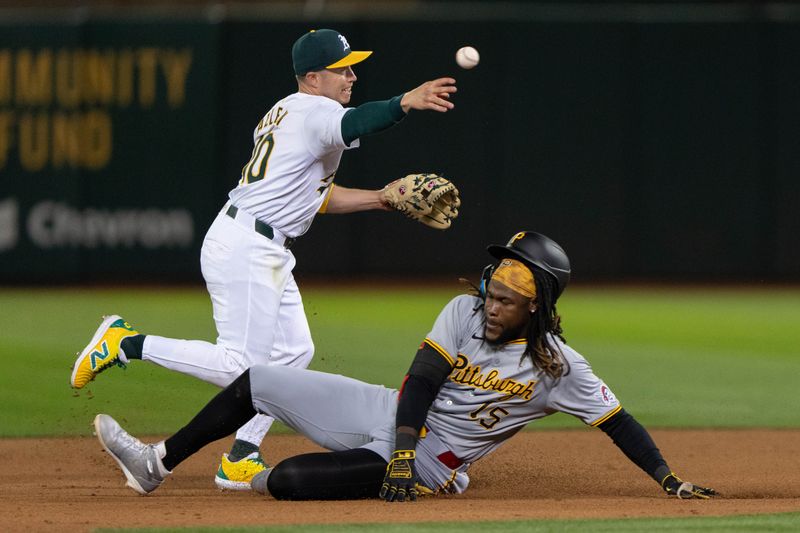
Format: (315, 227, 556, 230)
(292, 29, 372, 75)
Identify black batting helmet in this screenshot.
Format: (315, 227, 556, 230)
(487, 231, 571, 297)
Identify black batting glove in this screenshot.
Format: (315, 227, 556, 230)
(380, 449, 419, 502)
(661, 472, 717, 499)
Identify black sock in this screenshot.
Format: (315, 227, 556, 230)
(121, 334, 145, 360)
(163, 370, 257, 471)
(228, 439, 260, 462)
(268, 448, 387, 500)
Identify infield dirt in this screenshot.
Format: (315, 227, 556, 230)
(4, 429, 799, 532)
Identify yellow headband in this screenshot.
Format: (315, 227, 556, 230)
(492, 258, 536, 299)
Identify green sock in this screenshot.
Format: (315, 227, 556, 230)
(120, 334, 145, 360)
(228, 439, 259, 462)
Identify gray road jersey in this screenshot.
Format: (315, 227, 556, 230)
(423, 295, 621, 465)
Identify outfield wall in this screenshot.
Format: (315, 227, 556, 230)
(1, 3, 799, 282)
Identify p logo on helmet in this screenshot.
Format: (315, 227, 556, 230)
(509, 231, 526, 245)
(486, 231, 571, 298)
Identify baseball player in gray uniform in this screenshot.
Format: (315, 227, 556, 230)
(91, 231, 716, 501)
(70, 28, 457, 490)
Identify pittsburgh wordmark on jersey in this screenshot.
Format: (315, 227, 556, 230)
(450, 354, 535, 400)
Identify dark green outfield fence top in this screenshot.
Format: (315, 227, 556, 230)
(1, 2, 799, 282)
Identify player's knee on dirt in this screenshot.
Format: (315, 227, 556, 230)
(267, 448, 387, 500)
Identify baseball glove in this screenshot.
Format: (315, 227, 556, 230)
(381, 173, 460, 230)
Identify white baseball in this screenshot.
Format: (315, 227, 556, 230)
(455, 46, 480, 69)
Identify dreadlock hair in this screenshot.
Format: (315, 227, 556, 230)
(525, 264, 567, 379)
(458, 277, 481, 296)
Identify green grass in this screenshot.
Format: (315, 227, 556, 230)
(97, 511, 800, 532)
(1, 285, 798, 437)
(555, 287, 800, 428)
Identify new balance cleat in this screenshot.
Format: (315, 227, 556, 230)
(71, 315, 137, 389)
(214, 452, 269, 491)
(93, 414, 170, 495)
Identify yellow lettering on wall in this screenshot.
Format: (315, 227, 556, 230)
(4, 46, 198, 173)
(137, 48, 158, 108)
(56, 49, 80, 108)
(50, 110, 113, 170)
(16, 49, 52, 105)
(19, 112, 48, 171)
(0, 111, 12, 169)
(117, 49, 134, 107)
(0, 50, 11, 104)
(161, 49, 192, 108)
(83, 110, 112, 169)
(8, 47, 195, 110)
(52, 112, 81, 168)
(84, 50, 115, 105)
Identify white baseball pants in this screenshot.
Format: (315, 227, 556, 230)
(142, 206, 314, 446)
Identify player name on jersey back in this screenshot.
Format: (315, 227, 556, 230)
(256, 106, 289, 131)
(227, 93, 358, 238)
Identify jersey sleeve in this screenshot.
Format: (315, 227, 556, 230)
(545, 347, 622, 426)
(303, 102, 360, 157)
(423, 295, 476, 367)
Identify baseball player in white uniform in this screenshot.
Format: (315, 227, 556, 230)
(70, 28, 458, 490)
(90, 231, 716, 501)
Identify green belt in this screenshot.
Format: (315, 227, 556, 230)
(225, 205, 295, 248)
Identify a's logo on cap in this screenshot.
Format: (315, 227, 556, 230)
(509, 231, 526, 245)
(501, 259, 512, 266)
(338, 34, 350, 51)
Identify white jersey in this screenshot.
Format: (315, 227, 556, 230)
(423, 295, 621, 465)
(228, 92, 360, 238)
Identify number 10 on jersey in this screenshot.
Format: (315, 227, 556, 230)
(240, 133, 275, 185)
